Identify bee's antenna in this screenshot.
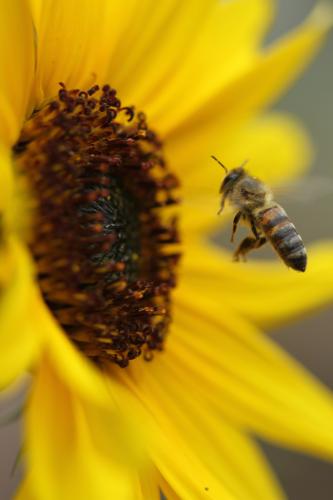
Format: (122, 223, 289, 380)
(211, 155, 228, 174)
(240, 159, 249, 168)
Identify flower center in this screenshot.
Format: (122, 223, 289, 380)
(13, 84, 180, 367)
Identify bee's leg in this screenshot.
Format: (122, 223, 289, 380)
(217, 194, 227, 215)
(233, 236, 267, 262)
(249, 216, 260, 240)
(231, 211, 242, 242)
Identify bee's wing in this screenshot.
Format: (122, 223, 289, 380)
(273, 175, 333, 204)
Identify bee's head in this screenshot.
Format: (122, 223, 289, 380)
(219, 167, 245, 194)
(211, 156, 246, 195)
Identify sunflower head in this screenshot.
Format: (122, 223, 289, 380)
(13, 83, 181, 367)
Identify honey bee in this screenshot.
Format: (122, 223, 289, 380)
(212, 156, 307, 272)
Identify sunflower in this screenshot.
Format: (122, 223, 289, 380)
(1, 0, 333, 498)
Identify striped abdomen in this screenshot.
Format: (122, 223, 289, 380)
(257, 205, 307, 272)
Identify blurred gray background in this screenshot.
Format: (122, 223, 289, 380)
(1, 1, 333, 499)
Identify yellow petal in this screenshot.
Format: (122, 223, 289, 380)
(115, 0, 273, 129)
(0, 238, 41, 388)
(180, 199, 219, 240)
(29, 294, 118, 408)
(121, 356, 285, 500)
(15, 476, 34, 500)
(118, 364, 235, 499)
(216, 113, 313, 185)
(29, 0, 139, 102)
(137, 467, 161, 500)
(165, 4, 331, 161)
(178, 113, 312, 203)
(30, 0, 273, 120)
(169, 300, 333, 460)
(182, 241, 333, 328)
(158, 476, 182, 500)
(0, 145, 15, 217)
(24, 355, 145, 500)
(150, 430, 237, 500)
(0, 0, 35, 145)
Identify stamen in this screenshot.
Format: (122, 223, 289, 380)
(13, 84, 181, 367)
